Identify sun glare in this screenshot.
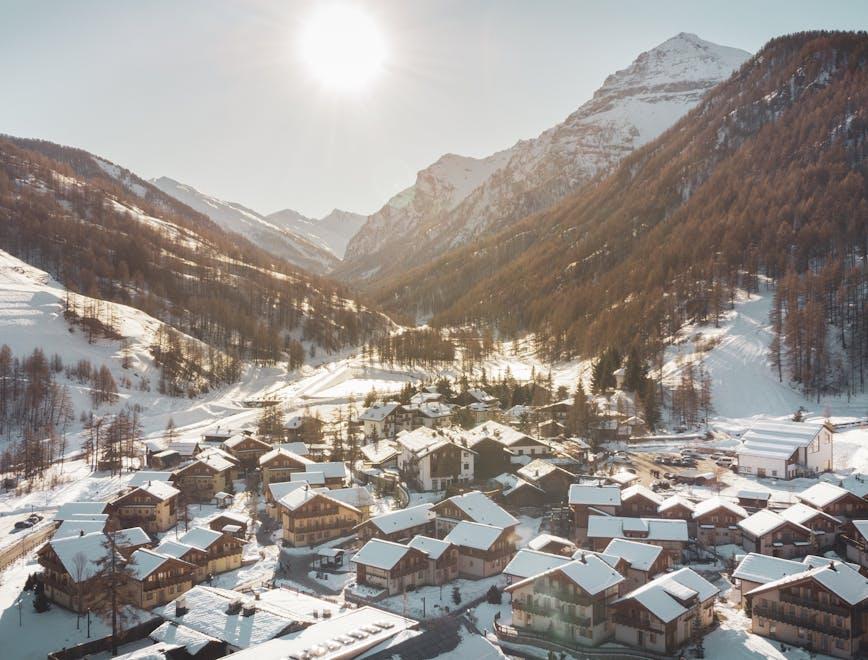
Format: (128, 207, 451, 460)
(299, 5, 386, 92)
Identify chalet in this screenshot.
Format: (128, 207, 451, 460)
(739, 509, 815, 559)
(467, 421, 551, 459)
(464, 402, 500, 424)
(407, 535, 459, 585)
(201, 428, 233, 445)
(37, 531, 110, 612)
(656, 495, 696, 536)
(258, 447, 313, 486)
(843, 520, 868, 571)
(737, 489, 772, 509)
(527, 533, 577, 556)
(692, 496, 748, 547)
(109, 480, 180, 533)
(431, 490, 517, 537)
(223, 433, 272, 469)
(612, 568, 718, 655)
(150, 449, 181, 469)
(586, 516, 688, 562)
(461, 389, 500, 408)
(173, 453, 234, 501)
(303, 461, 348, 489)
(517, 459, 575, 501)
(538, 399, 572, 425)
(780, 502, 842, 550)
(359, 440, 401, 470)
(360, 402, 401, 440)
(285, 415, 324, 443)
(166, 527, 244, 579)
(265, 480, 307, 515)
(619, 484, 664, 517)
(537, 419, 566, 438)
(603, 538, 667, 591)
(355, 503, 435, 543)
(467, 435, 513, 480)
(736, 419, 833, 479)
(208, 511, 250, 538)
(745, 560, 868, 658)
(797, 482, 868, 520)
(352, 538, 430, 595)
(730, 553, 856, 606)
(124, 548, 195, 609)
(568, 483, 622, 540)
(277, 486, 362, 547)
(156, 585, 303, 652)
(491, 473, 547, 507)
(443, 521, 516, 578)
(166, 440, 202, 461)
(395, 427, 475, 491)
(402, 401, 455, 429)
(505, 556, 624, 647)
(157, 540, 210, 583)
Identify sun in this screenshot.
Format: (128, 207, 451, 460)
(299, 5, 386, 92)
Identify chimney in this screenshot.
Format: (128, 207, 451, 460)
(175, 596, 188, 617)
(829, 561, 837, 572)
(577, 552, 587, 564)
(242, 602, 256, 617)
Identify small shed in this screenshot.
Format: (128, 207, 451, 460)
(212, 491, 234, 508)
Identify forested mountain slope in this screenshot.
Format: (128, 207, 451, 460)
(337, 33, 749, 283)
(0, 137, 388, 372)
(373, 31, 868, 398)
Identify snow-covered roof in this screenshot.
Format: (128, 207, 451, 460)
(747, 561, 868, 606)
(491, 472, 544, 497)
(55, 501, 108, 521)
(178, 527, 223, 551)
(149, 622, 219, 656)
(604, 538, 663, 572)
(115, 527, 151, 548)
(157, 540, 197, 559)
(156, 586, 298, 648)
(407, 535, 452, 561)
(517, 459, 568, 483)
(365, 503, 435, 534)
(621, 484, 664, 506)
(737, 489, 771, 501)
(192, 451, 235, 473)
(352, 538, 414, 570)
(506, 556, 624, 596)
(779, 503, 840, 527)
(797, 482, 851, 508)
(253, 588, 344, 623)
(275, 442, 309, 456)
(802, 555, 861, 572)
(129, 471, 176, 487)
(306, 461, 347, 480)
(852, 520, 868, 543)
(732, 553, 806, 585)
(442, 490, 517, 528)
(359, 402, 400, 422)
(527, 533, 576, 553)
(692, 497, 747, 520)
(467, 388, 498, 404)
(466, 421, 535, 447)
(503, 549, 570, 579)
(291, 472, 325, 486)
(568, 484, 622, 507)
(222, 606, 418, 660)
(410, 391, 443, 405)
(278, 486, 358, 514)
(443, 521, 505, 551)
(738, 509, 810, 537)
(616, 568, 718, 623)
(606, 470, 639, 486)
(587, 516, 688, 542)
(53, 519, 106, 539)
(259, 447, 314, 467)
(657, 495, 695, 513)
(128, 549, 177, 580)
(210, 511, 249, 525)
(737, 419, 826, 460)
(410, 401, 454, 419)
(47, 531, 109, 582)
(360, 441, 400, 464)
(323, 486, 375, 509)
(136, 480, 180, 501)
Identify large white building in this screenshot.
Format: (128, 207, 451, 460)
(736, 420, 833, 480)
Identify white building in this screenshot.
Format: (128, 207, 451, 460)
(736, 420, 833, 479)
(359, 402, 401, 440)
(395, 427, 475, 491)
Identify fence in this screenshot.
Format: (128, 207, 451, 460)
(47, 616, 162, 660)
(0, 523, 54, 572)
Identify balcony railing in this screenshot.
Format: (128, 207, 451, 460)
(754, 605, 850, 639)
(513, 601, 591, 627)
(613, 613, 666, 634)
(779, 591, 851, 618)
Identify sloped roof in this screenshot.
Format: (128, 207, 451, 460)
(737, 419, 826, 460)
(779, 503, 841, 526)
(352, 538, 414, 570)
(506, 556, 624, 596)
(47, 531, 109, 581)
(738, 509, 811, 537)
(137, 480, 180, 501)
(693, 497, 748, 519)
(115, 527, 151, 548)
(747, 561, 868, 606)
(616, 568, 718, 623)
(732, 553, 806, 585)
(359, 402, 400, 422)
(517, 459, 570, 483)
(503, 549, 570, 579)
(569, 484, 622, 507)
(621, 484, 664, 506)
(443, 521, 504, 551)
(604, 538, 663, 572)
(527, 533, 576, 553)
(466, 421, 535, 447)
(53, 519, 106, 540)
(407, 535, 453, 561)
(55, 501, 108, 521)
(360, 441, 400, 464)
(259, 447, 313, 467)
(322, 486, 375, 509)
(797, 482, 852, 508)
(365, 503, 434, 534)
(178, 527, 223, 551)
(442, 490, 517, 528)
(128, 548, 177, 580)
(129, 471, 176, 487)
(587, 516, 688, 542)
(657, 495, 695, 513)
(306, 461, 347, 480)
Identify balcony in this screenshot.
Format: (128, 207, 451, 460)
(613, 613, 666, 634)
(513, 601, 591, 627)
(779, 591, 851, 618)
(754, 605, 850, 638)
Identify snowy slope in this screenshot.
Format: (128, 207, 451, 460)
(340, 33, 750, 278)
(267, 207, 366, 259)
(150, 176, 339, 272)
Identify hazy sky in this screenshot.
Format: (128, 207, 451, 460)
(2, 1, 866, 217)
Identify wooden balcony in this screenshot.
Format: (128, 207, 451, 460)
(754, 605, 850, 638)
(779, 591, 850, 618)
(513, 600, 591, 627)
